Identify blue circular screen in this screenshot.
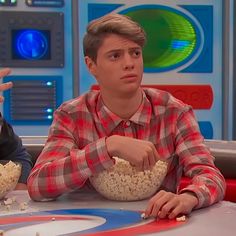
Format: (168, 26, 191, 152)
(16, 30, 49, 60)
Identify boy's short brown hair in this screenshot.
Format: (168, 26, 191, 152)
(83, 13, 146, 62)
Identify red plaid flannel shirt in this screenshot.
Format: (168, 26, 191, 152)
(28, 88, 225, 207)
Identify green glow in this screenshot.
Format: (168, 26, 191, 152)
(125, 9, 197, 69)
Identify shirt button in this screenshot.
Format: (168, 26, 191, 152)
(125, 121, 131, 126)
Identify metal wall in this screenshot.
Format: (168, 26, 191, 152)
(0, 0, 234, 140)
(75, 0, 226, 140)
(0, 0, 74, 136)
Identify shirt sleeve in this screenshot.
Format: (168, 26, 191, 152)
(8, 139, 33, 184)
(27, 109, 114, 201)
(175, 107, 226, 208)
(0, 113, 33, 184)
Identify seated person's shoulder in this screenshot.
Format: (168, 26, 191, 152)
(58, 90, 100, 114)
(144, 87, 190, 111)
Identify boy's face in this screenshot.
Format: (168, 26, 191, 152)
(85, 34, 143, 96)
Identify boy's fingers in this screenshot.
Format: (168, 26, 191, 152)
(0, 82, 13, 91)
(0, 68, 11, 78)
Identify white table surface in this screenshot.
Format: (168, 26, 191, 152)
(1, 189, 235, 236)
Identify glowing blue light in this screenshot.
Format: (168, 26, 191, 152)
(46, 81, 52, 86)
(0, 0, 6, 3)
(16, 30, 48, 60)
(47, 115, 53, 120)
(46, 108, 53, 113)
(171, 40, 190, 50)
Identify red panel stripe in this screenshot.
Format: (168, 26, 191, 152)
(90, 84, 213, 109)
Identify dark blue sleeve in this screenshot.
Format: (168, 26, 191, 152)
(10, 139, 33, 183)
(0, 113, 33, 183)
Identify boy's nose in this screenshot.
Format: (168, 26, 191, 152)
(123, 55, 134, 70)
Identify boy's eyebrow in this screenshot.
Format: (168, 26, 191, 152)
(106, 47, 142, 54)
(105, 49, 123, 54)
(128, 47, 142, 51)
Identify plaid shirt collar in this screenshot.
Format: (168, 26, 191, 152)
(96, 89, 152, 135)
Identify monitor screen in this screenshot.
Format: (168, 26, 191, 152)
(12, 29, 51, 60)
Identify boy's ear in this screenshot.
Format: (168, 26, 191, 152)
(84, 56, 97, 76)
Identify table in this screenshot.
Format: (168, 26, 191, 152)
(0, 189, 235, 236)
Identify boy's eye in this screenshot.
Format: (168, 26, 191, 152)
(109, 53, 120, 60)
(132, 50, 141, 57)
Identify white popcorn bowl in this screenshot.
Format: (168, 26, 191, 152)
(90, 157, 168, 201)
(0, 160, 22, 200)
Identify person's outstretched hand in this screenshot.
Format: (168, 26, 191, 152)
(145, 190, 198, 219)
(0, 68, 12, 103)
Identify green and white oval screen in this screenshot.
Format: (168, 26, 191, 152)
(122, 6, 200, 72)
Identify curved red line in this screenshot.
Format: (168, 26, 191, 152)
(80, 218, 186, 236)
(0, 215, 91, 225)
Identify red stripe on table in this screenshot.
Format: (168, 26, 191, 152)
(0, 215, 90, 225)
(81, 218, 186, 236)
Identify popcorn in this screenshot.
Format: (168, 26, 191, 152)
(141, 213, 147, 219)
(90, 157, 168, 201)
(3, 198, 13, 205)
(0, 197, 29, 212)
(0, 161, 21, 199)
(176, 215, 186, 222)
(19, 202, 28, 211)
(5, 205, 11, 211)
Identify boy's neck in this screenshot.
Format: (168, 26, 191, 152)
(101, 88, 143, 120)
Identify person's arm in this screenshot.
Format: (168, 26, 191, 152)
(145, 107, 226, 219)
(1, 68, 32, 189)
(175, 108, 226, 208)
(13, 139, 33, 186)
(27, 108, 114, 201)
(0, 113, 33, 188)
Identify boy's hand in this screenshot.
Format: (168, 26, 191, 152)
(106, 135, 160, 171)
(0, 68, 12, 103)
(145, 190, 198, 219)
